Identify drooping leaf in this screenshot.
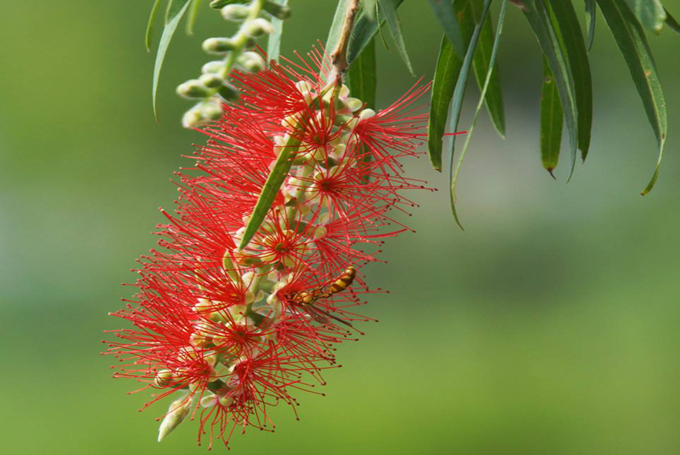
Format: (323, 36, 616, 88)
(427, 37, 462, 171)
(622, 0, 666, 33)
(166, 0, 188, 23)
(378, 0, 415, 75)
(540, 55, 563, 176)
(427, 0, 467, 55)
(548, 0, 593, 161)
(145, 0, 163, 52)
(238, 133, 303, 250)
(444, 0, 494, 176)
(597, 0, 667, 194)
(456, 0, 506, 138)
(665, 8, 680, 34)
(267, 0, 288, 63)
(153, 0, 192, 120)
(523, 1, 579, 179)
(186, 0, 203, 36)
(450, 0, 507, 229)
(585, 0, 597, 51)
(348, 0, 405, 64)
(348, 38, 377, 109)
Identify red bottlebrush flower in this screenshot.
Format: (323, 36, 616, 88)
(105, 47, 437, 448)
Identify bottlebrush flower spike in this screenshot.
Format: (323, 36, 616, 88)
(105, 47, 444, 448)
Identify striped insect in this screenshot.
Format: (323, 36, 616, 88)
(287, 266, 356, 327)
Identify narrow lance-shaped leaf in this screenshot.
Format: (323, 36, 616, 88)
(267, 0, 288, 63)
(597, 0, 667, 194)
(623, 0, 666, 33)
(548, 0, 593, 161)
(540, 55, 563, 176)
(427, 0, 467, 55)
(166, 0, 186, 23)
(348, 38, 377, 182)
(523, 1, 579, 179)
(145, 0, 163, 52)
(664, 8, 680, 34)
(186, 0, 203, 36)
(348, 0, 405, 64)
(238, 86, 336, 249)
(456, 0, 506, 138)
(427, 36, 463, 171)
(348, 38, 377, 109)
(238, 134, 302, 250)
(446, 0, 493, 174)
(585, 0, 597, 51)
(378, 0, 415, 75)
(450, 0, 507, 229)
(152, 0, 192, 120)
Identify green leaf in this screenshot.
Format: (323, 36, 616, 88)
(349, 38, 377, 182)
(348, 0, 405, 64)
(585, 0, 597, 51)
(665, 8, 680, 34)
(427, 37, 462, 171)
(378, 0, 414, 75)
(540, 55, 563, 176)
(427, 0, 467, 55)
(238, 134, 302, 250)
(153, 0, 192, 121)
(548, 0, 593, 161)
(186, 0, 203, 36)
(267, 0, 288, 63)
(450, 0, 507, 229)
(523, 1, 579, 179)
(145, 0, 163, 52)
(456, 0, 506, 138)
(363, 0, 379, 20)
(348, 38, 377, 109)
(597, 0, 667, 194)
(445, 0, 493, 176)
(622, 0, 666, 33)
(166, 0, 186, 23)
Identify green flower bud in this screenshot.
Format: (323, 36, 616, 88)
(199, 73, 224, 88)
(158, 395, 193, 442)
(238, 51, 265, 73)
(202, 60, 225, 74)
(217, 84, 239, 102)
(154, 369, 174, 388)
(313, 226, 327, 240)
(346, 97, 363, 112)
(182, 107, 204, 129)
(199, 99, 223, 121)
(243, 18, 274, 37)
(221, 4, 250, 21)
(202, 37, 236, 54)
(263, 1, 292, 19)
(359, 108, 376, 120)
(218, 394, 234, 407)
(177, 79, 210, 99)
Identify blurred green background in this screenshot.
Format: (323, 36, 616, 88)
(1, 1, 679, 454)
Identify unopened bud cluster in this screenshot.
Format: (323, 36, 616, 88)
(178, 0, 291, 128)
